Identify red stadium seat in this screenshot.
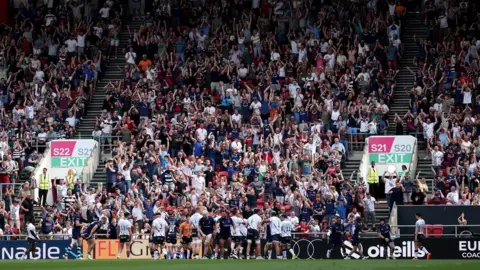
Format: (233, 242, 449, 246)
(432, 224, 444, 238)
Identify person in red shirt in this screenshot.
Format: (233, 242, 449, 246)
(296, 219, 310, 238)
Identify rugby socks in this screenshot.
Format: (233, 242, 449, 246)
(326, 249, 331, 258)
(282, 250, 287, 258)
(421, 247, 429, 254)
(268, 250, 272, 259)
(289, 249, 294, 257)
(414, 249, 418, 259)
(186, 250, 191, 259)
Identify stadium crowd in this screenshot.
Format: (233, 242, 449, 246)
(0, 0, 478, 260)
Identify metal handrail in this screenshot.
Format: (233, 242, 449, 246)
(396, 224, 480, 238)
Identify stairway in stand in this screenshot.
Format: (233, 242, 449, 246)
(75, 19, 144, 188)
(387, 13, 428, 135)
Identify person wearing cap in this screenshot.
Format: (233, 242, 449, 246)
(198, 209, 215, 259)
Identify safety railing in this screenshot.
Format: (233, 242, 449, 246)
(348, 132, 373, 152)
(91, 135, 122, 162)
(396, 224, 480, 238)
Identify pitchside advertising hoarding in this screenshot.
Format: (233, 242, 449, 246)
(2, 238, 480, 260)
(0, 240, 75, 260)
(367, 135, 417, 175)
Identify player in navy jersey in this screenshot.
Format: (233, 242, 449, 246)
(63, 207, 85, 259)
(83, 216, 108, 260)
(350, 217, 368, 259)
(326, 214, 347, 259)
(216, 209, 236, 259)
(166, 208, 180, 260)
(199, 210, 215, 259)
(263, 213, 273, 259)
(377, 219, 395, 259)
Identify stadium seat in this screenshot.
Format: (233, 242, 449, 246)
(432, 224, 444, 238)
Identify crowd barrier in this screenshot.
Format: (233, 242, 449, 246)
(2, 237, 479, 260)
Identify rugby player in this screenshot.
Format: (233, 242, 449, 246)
(83, 216, 109, 260)
(199, 210, 216, 259)
(117, 212, 133, 260)
(326, 214, 347, 259)
(414, 213, 431, 260)
(216, 209, 236, 259)
(246, 209, 263, 260)
(231, 208, 248, 259)
(166, 207, 180, 259)
(189, 207, 203, 259)
(263, 212, 273, 259)
(377, 218, 396, 259)
(20, 217, 40, 260)
(63, 207, 84, 259)
(350, 216, 368, 259)
(268, 211, 282, 259)
(180, 214, 194, 259)
(151, 213, 169, 260)
(279, 213, 296, 259)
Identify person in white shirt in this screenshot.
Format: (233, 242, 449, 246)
(280, 213, 296, 259)
(269, 211, 282, 259)
(246, 209, 263, 259)
(189, 208, 203, 259)
(65, 37, 77, 54)
(363, 193, 376, 229)
(420, 117, 437, 140)
(117, 212, 133, 259)
(231, 209, 247, 259)
(125, 47, 137, 66)
(446, 185, 459, 205)
(383, 171, 396, 208)
(414, 213, 431, 260)
(20, 218, 40, 260)
(191, 171, 205, 195)
(151, 213, 168, 260)
(99, 5, 110, 19)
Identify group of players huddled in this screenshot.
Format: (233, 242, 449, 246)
(18, 206, 431, 260)
(32, 206, 298, 260)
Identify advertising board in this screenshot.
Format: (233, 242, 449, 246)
(290, 237, 480, 260)
(0, 240, 74, 260)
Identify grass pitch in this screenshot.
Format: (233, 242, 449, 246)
(0, 260, 478, 270)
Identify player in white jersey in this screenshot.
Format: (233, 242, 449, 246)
(280, 214, 296, 259)
(268, 211, 282, 259)
(117, 212, 133, 260)
(414, 213, 431, 260)
(231, 208, 247, 259)
(151, 213, 169, 260)
(246, 209, 263, 259)
(189, 207, 203, 259)
(20, 217, 40, 260)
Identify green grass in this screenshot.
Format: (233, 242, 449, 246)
(0, 260, 478, 270)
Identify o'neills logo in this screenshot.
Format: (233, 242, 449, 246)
(365, 241, 425, 259)
(459, 241, 480, 258)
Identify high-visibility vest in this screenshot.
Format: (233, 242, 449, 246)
(368, 168, 378, 184)
(66, 175, 75, 190)
(40, 174, 50, 190)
